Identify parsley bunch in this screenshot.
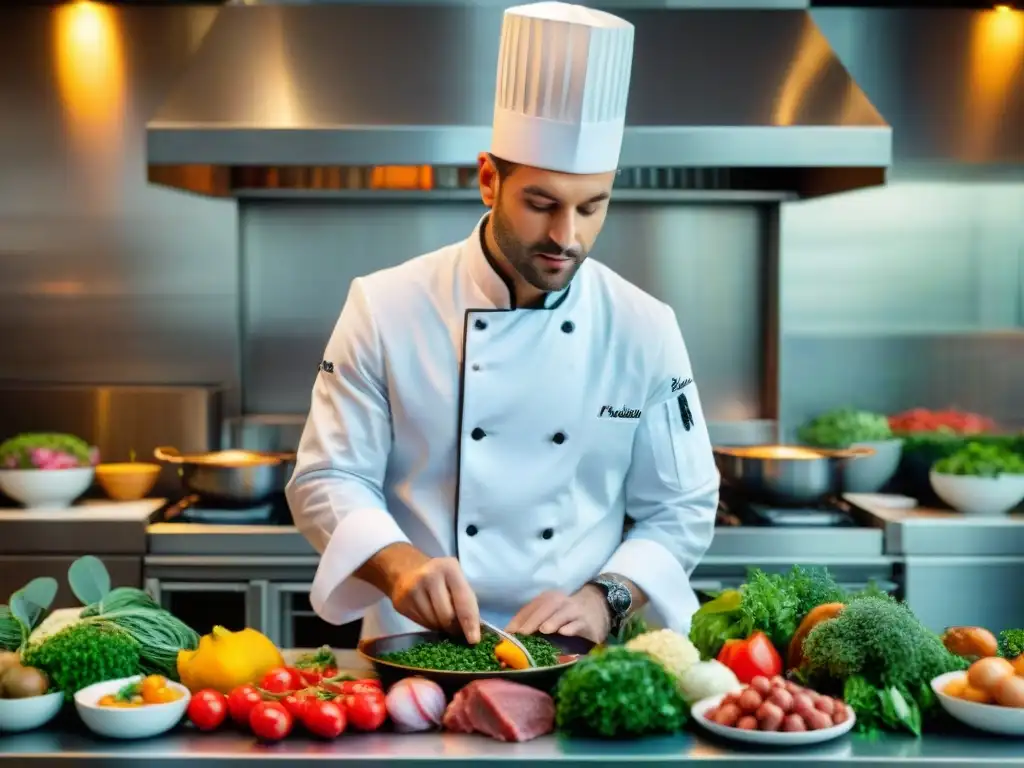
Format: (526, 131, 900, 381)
(22, 622, 140, 700)
(554, 648, 688, 738)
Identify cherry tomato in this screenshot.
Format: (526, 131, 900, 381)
(281, 693, 311, 720)
(324, 678, 383, 696)
(342, 690, 387, 732)
(249, 701, 293, 742)
(188, 689, 228, 732)
(260, 667, 304, 694)
(228, 684, 265, 725)
(298, 669, 323, 686)
(140, 674, 168, 703)
(302, 699, 347, 739)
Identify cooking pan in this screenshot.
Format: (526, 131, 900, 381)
(358, 631, 593, 698)
(154, 446, 296, 503)
(714, 444, 875, 506)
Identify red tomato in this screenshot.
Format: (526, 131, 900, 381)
(302, 699, 347, 739)
(249, 701, 293, 742)
(260, 667, 304, 694)
(342, 691, 387, 731)
(298, 669, 323, 686)
(187, 689, 228, 732)
(722, 632, 782, 684)
(227, 684, 265, 726)
(344, 681, 384, 695)
(281, 693, 311, 720)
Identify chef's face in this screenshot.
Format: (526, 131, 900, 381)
(478, 154, 615, 296)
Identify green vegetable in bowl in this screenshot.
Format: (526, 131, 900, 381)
(380, 633, 560, 672)
(0, 432, 97, 470)
(554, 647, 688, 738)
(798, 408, 893, 449)
(998, 629, 1024, 659)
(933, 441, 1024, 478)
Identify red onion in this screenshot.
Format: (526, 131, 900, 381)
(386, 677, 446, 733)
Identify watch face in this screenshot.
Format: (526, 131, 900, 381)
(606, 582, 632, 615)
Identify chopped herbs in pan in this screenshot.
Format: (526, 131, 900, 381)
(380, 633, 560, 672)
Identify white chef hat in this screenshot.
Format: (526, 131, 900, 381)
(490, 2, 635, 175)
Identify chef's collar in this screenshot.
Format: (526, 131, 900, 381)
(467, 213, 571, 311)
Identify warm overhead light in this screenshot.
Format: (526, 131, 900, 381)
(995, 4, 1013, 13)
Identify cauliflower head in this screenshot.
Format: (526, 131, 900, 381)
(625, 629, 701, 680)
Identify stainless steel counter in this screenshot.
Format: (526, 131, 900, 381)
(145, 522, 887, 561)
(0, 727, 1020, 767)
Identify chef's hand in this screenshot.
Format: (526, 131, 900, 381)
(505, 586, 611, 644)
(390, 556, 482, 644)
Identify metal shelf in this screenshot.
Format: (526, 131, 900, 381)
(232, 188, 794, 203)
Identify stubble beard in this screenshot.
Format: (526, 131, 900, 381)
(491, 202, 584, 294)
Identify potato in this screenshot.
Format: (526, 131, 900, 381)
(0, 664, 49, 699)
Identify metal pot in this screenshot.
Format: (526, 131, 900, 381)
(713, 444, 875, 506)
(154, 446, 296, 504)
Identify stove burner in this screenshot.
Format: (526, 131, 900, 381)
(164, 495, 290, 525)
(717, 489, 860, 528)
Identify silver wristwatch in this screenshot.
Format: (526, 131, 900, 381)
(590, 576, 632, 634)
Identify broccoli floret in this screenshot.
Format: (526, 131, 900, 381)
(801, 594, 963, 689)
(785, 565, 848, 617)
(998, 629, 1024, 659)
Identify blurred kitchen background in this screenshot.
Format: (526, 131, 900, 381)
(0, 0, 1021, 646)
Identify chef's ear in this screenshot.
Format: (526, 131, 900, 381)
(477, 152, 500, 208)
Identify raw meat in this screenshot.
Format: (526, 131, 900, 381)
(441, 679, 555, 742)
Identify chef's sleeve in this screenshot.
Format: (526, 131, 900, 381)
(601, 305, 720, 635)
(286, 278, 411, 625)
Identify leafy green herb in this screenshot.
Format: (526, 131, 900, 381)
(22, 622, 140, 700)
(998, 629, 1024, 659)
(688, 566, 849, 659)
(554, 647, 688, 738)
(79, 587, 159, 618)
(933, 441, 1024, 478)
(0, 606, 22, 651)
(798, 408, 893, 448)
(380, 633, 560, 672)
(116, 680, 142, 702)
(68, 560, 197, 680)
(611, 614, 650, 645)
(68, 556, 112, 607)
(9, 577, 58, 649)
(294, 645, 337, 670)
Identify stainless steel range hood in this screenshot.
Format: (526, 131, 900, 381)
(146, 4, 891, 199)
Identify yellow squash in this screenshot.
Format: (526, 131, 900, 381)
(177, 625, 284, 694)
(494, 639, 530, 670)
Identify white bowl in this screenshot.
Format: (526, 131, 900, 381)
(74, 676, 191, 740)
(844, 439, 904, 493)
(932, 671, 1024, 737)
(691, 692, 856, 746)
(0, 691, 64, 733)
(0, 468, 94, 509)
(929, 470, 1024, 516)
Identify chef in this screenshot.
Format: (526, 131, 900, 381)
(286, 1, 719, 646)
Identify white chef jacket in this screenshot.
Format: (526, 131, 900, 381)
(286, 214, 720, 641)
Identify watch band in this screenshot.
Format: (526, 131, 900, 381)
(590, 576, 632, 634)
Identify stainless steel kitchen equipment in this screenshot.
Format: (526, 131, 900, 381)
(145, 3, 891, 199)
(154, 446, 295, 503)
(714, 445, 875, 505)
